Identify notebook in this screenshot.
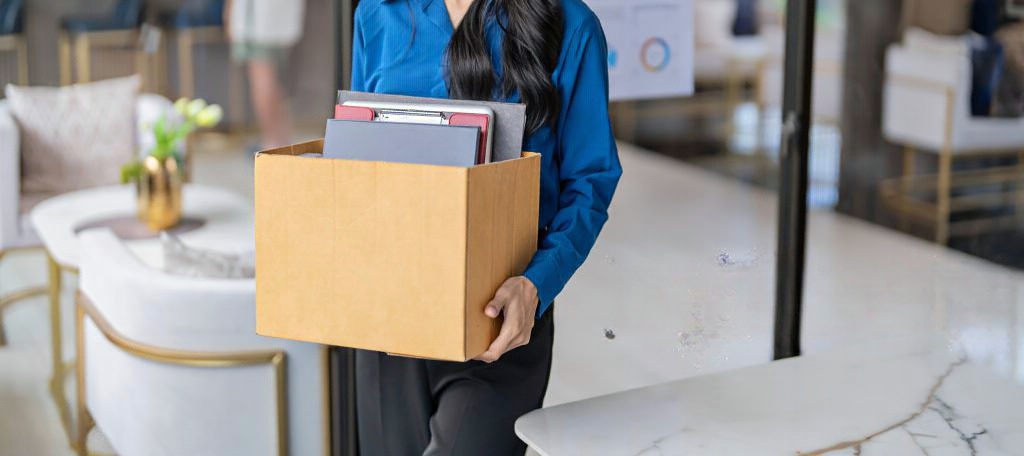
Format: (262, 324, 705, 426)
(322, 119, 482, 167)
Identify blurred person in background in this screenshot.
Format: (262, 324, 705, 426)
(224, 0, 306, 148)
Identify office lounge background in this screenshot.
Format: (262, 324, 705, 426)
(2, 0, 338, 128)
(3, 0, 1024, 454)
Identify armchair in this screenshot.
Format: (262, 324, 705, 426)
(160, 0, 226, 99)
(882, 28, 1024, 244)
(77, 229, 327, 456)
(58, 0, 155, 89)
(0, 92, 182, 346)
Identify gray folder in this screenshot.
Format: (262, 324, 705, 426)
(323, 119, 481, 167)
(338, 90, 526, 162)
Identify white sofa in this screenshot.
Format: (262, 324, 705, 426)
(77, 229, 327, 456)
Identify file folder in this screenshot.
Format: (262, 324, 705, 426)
(323, 119, 482, 167)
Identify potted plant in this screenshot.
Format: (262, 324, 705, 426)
(121, 98, 222, 230)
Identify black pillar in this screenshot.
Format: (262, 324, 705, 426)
(331, 5, 361, 455)
(773, 0, 816, 360)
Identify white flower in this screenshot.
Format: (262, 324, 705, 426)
(173, 98, 189, 116)
(195, 104, 224, 128)
(186, 99, 208, 118)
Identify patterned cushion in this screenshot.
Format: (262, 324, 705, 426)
(4, 75, 140, 193)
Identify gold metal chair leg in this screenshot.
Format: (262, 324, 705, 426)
(48, 254, 64, 394)
(936, 151, 953, 245)
(15, 36, 28, 85)
(47, 253, 79, 451)
(75, 299, 94, 456)
(59, 32, 72, 86)
(178, 30, 195, 99)
(900, 146, 917, 231)
(74, 35, 91, 83)
(724, 59, 742, 140)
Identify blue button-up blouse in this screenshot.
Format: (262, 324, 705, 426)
(352, 0, 622, 316)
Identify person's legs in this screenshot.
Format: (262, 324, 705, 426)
(246, 59, 292, 148)
(423, 309, 554, 456)
(355, 349, 433, 455)
(354, 309, 554, 456)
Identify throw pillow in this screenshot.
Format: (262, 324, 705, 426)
(4, 75, 140, 193)
(161, 232, 256, 279)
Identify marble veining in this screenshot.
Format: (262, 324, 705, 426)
(517, 340, 1024, 455)
(794, 358, 1000, 455)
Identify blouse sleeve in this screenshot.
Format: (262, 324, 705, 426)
(350, 7, 367, 92)
(523, 17, 623, 317)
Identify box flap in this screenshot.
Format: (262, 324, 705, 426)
(256, 139, 324, 157)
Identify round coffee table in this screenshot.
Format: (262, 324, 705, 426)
(32, 184, 253, 271)
(28, 184, 253, 448)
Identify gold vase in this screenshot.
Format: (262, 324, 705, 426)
(137, 156, 182, 231)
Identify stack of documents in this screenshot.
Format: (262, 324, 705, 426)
(323, 91, 527, 167)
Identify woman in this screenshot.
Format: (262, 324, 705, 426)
(351, 0, 622, 453)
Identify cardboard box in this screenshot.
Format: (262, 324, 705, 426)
(254, 139, 540, 361)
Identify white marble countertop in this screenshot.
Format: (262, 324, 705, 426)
(517, 338, 1024, 455)
(525, 144, 1024, 455)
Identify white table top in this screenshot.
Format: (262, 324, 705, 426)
(30, 184, 254, 269)
(516, 338, 1024, 455)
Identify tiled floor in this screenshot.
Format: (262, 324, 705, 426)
(2, 135, 1022, 455)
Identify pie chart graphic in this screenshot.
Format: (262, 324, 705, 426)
(640, 37, 670, 72)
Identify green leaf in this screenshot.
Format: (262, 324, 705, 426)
(120, 160, 143, 184)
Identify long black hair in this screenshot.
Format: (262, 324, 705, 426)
(445, 0, 564, 134)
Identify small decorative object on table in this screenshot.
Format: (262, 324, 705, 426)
(121, 98, 222, 230)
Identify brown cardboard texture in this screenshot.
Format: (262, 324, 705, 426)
(254, 139, 540, 361)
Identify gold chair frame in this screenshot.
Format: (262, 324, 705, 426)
(43, 253, 80, 452)
(73, 292, 332, 456)
(0, 33, 29, 85)
(879, 74, 1024, 245)
(15, 245, 331, 455)
(58, 29, 165, 93)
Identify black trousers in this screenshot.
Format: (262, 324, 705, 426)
(354, 309, 554, 456)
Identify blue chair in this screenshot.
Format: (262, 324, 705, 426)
(160, 0, 225, 98)
(0, 0, 27, 86)
(58, 0, 147, 85)
(61, 0, 145, 33)
(162, 0, 224, 29)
